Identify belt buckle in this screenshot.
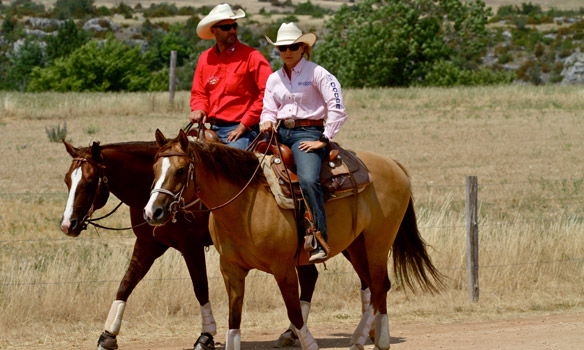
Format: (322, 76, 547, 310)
(284, 119, 296, 129)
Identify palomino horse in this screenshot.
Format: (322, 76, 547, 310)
(144, 130, 444, 350)
(60, 140, 371, 350)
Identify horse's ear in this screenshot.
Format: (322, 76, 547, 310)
(155, 129, 167, 147)
(91, 142, 102, 162)
(63, 140, 80, 158)
(178, 129, 189, 151)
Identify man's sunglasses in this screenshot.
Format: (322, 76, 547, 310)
(278, 43, 301, 52)
(213, 23, 238, 31)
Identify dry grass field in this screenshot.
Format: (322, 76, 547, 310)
(0, 85, 583, 349)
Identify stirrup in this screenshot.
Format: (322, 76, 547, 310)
(194, 332, 215, 350)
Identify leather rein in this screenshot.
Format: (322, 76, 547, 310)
(153, 130, 276, 218)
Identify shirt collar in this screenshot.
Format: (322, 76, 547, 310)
(281, 57, 307, 76)
(214, 40, 240, 56)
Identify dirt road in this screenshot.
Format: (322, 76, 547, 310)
(124, 312, 583, 350)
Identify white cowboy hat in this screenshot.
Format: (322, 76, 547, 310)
(265, 22, 317, 47)
(196, 3, 246, 40)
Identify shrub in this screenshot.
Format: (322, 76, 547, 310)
(28, 38, 151, 92)
(45, 122, 68, 143)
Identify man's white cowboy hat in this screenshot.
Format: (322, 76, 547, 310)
(265, 22, 317, 47)
(196, 3, 246, 40)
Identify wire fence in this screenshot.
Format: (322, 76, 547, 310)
(1, 177, 583, 289)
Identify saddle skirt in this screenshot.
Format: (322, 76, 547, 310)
(255, 141, 373, 210)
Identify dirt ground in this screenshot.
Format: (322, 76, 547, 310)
(123, 312, 583, 350)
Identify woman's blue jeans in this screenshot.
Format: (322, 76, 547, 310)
(278, 125, 328, 242)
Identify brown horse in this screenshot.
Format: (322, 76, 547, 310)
(144, 130, 444, 350)
(60, 140, 370, 350)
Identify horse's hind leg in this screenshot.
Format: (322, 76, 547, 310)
(273, 265, 319, 350)
(366, 252, 392, 350)
(98, 237, 168, 350)
(276, 264, 318, 347)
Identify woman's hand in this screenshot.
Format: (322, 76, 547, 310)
(298, 140, 327, 152)
(260, 121, 275, 133)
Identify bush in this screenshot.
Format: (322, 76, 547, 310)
(28, 38, 152, 92)
(422, 60, 514, 86)
(45, 19, 89, 63)
(52, 0, 95, 19)
(45, 122, 68, 143)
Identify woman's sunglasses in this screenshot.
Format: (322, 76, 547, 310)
(278, 43, 301, 52)
(213, 23, 238, 31)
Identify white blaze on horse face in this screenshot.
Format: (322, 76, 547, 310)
(144, 158, 171, 219)
(61, 166, 83, 232)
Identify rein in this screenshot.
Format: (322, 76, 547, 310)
(155, 131, 276, 216)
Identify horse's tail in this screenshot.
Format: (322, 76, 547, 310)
(392, 197, 446, 294)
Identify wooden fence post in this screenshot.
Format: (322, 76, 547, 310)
(169, 50, 177, 103)
(466, 175, 479, 302)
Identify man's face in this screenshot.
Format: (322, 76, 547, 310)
(212, 19, 238, 48)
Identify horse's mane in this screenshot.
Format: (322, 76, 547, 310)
(187, 141, 267, 187)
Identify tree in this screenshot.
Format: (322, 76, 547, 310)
(53, 0, 95, 19)
(45, 19, 89, 63)
(313, 0, 492, 87)
(2, 38, 45, 91)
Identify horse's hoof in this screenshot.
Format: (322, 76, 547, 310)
(274, 329, 297, 347)
(349, 344, 364, 350)
(194, 332, 215, 350)
(97, 331, 118, 350)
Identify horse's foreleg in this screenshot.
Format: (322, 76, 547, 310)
(220, 258, 249, 350)
(98, 238, 168, 350)
(182, 243, 217, 350)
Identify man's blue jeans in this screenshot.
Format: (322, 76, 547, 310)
(210, 124, 259, 150)
(278, 125, 328, 242)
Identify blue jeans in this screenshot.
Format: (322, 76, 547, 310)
(210, 124, 259, 150)
(278, 126, 328, 242)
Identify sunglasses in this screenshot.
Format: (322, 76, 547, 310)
(278, 43, 301, 52)
(213, 22, 238, 31)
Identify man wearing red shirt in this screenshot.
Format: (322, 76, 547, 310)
(191, 3, 272, 149)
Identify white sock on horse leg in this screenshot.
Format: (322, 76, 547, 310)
(225, 329, 241, 350)
(360, 288, 371, 314)
(373, 313, 390, 350)
(289, 301, 311, 332)
(200, 301, 217, 335)
(104, 300, 126, 335)
(350, 305, 376, 350)
(294, 324, 319, 350)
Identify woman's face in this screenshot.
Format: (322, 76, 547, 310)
(279, 43, 304, 68)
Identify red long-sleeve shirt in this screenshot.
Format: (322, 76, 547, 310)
(190, 41, 272, 128)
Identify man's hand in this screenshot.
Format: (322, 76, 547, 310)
(298, 140, 327, 152)
(260, 121, 275, 133)
(226, 123, 249, 142)
(190, 110, 207, 123)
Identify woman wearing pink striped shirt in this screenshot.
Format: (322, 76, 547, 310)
(260, 23, 348, 263)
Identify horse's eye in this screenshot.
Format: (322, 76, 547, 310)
(176, 168, 185, 177)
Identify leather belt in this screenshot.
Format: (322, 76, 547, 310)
(282, 119, 325, 129)
(208, 118, 239, 126)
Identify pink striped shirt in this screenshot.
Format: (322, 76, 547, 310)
(260, 58, 347, 140)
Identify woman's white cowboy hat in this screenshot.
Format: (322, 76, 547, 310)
(196, 3, 246, 40)
(265, 22, 317, 47)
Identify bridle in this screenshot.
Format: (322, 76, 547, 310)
(152, 131, 276, 219)
(150, 151, 196, 222)
(69, 157, 147, 231)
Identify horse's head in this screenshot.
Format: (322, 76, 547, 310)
(60, 140, 110, 236)
(143, 129, 195, 226)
